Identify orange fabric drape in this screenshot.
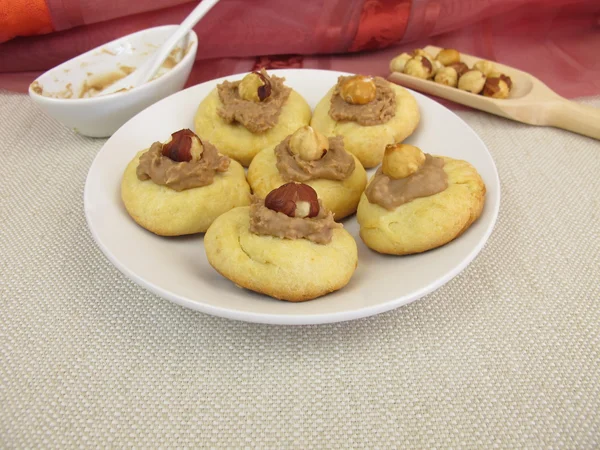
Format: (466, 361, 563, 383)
(0, 0, 53, 42)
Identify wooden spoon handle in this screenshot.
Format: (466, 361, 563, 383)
(545, 98, 600, 140)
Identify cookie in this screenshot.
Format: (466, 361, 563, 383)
(204, 206, 358, 301)
(194, 73, 311, 167)
(357, 156, 486, 255)
(310, 77, 420, 168)
(121, 150, 251, 236)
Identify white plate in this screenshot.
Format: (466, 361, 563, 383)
(84, 69, 500, 325)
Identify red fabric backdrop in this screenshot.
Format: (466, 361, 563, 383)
(1, 0, 599, 99)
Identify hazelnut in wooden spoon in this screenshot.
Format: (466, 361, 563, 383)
(458, 70, 486, 94)
(473, 60, 495, 76)
(436, 48, 461, 66)
(484, 72, 513, 99)
(434, 67, 458, 87)
(488, 72, 513, 90)
(447, 62, 469, 78)
(403, 56, 433, 79)
(389, 52, 412, 73)
(412, 49, 436, 67)
(483, 77, 510, 99)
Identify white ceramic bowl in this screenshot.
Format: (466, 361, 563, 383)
(28, 25, 198, 138)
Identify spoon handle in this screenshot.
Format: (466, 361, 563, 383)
(140, 0, 220, 85)
(545, 98, 600, 140)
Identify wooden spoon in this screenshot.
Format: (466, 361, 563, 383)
(388, 45, 600, 140)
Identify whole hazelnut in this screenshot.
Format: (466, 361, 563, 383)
(389, 52, 412, 73)
(264, 182, 320, 218)
(412, 49, 436, 67)
(162, 129, 203, 162)
(473, 60, 495, 76)
(436, 48, 461, 66)
(382, 144, 426, 179)
(432, 60, 444, 76)
(483, 76, 510, 99)
(446, 62, 469, 78)
(488, 72, 513, 90)
(403, 56, 433, 79)
(458, 70, 486, 94)
(289, 126, 329, 161)
(339, 75, 377, 105)
(238, 71, 271, 102)
(434, 67, 458, 87)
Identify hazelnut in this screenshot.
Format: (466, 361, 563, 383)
(434, 67, 458, 87)
(412, 49, 436, 67)
(446, 62, 469, 78)
(264, 182, 320, 218)
(289, 126, 329, 161)
(161, 129, 203, 162)
(382, 144, 426, 179)
(473, 60, 495, 76)
(458, 70, 486, 94)
(436, 48, 461, 66)
(340, 75, 377, 105)
(403, 56, 433, 79)
(489, 72, 513, 90)
(483, 76, 510, 99)
(238, 71, 271, 102)
(390, 52, 412, 73)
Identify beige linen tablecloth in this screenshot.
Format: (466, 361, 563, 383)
(1, 90, 599, 448)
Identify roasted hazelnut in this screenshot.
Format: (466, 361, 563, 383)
(238, 71, 271, 102)
(390, 52, 412, 73)
(434, 67, 458, 87)
(436, 48, 461, 66)
(382, 144, 426, 179)
(161, 129, 203, 162)
(458, 70, 486, 94)
(403, 56, 433, 79)
(473, 60, 495, 76)
(483, 76, 510, 99)
(289, 126, 329, 161)
(264, 182, 320, 218)
(340, 75, 377, 105)
(446, 62, 469, 78)
(412, 49, 436, 67)
(488, 71, 513, 90)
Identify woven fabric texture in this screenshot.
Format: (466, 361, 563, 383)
(0, 90, 599, 448)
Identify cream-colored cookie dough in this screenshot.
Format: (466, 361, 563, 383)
(204, 207, 358, 301)
(310, 83, 420, 168)
(194, 88, 311, 167)
(247, 146, 367, 220)
(122, 150, 251, 236)
(357, 157, 485, 255)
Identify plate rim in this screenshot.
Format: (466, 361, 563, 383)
(84, 68, 501, 325)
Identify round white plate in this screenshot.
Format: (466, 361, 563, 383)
(84, 69, 500, 325)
